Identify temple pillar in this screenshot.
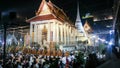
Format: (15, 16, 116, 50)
(68, 26, 70, 45)
(64, 24, 66, 45)
(47, 22, 50, 44)
(60, 25, 63, 43)
(72, 28, 74, 44)
(53, 22, 56, 42)
(56, 23, 59, 44)
(30, 23, 33, 43)
(67, 26, 70, 45)
(36, 25, 38, 43)
(58, 26, 60, 44)
(67, 25, 69, 45)
(74, 29, 76, 44)
(38, 25, 42, 45)
(69, 27, 71, 44)
(73, 29, 75, 44)
(34, 24, 37, 42)
(55, 23, 57, 43)
(65, 25, 68, 45)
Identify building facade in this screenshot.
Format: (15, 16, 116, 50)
(27, 0, 80, 47)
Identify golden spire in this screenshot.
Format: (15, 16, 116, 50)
(42, 0, 46, 2)
(49, 0, 51, 2)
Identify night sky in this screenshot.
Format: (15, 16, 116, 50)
(0, 0, 114, 42)
(0, 0, 114, 22)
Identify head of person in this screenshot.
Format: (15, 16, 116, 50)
(65, 51, 69, 57)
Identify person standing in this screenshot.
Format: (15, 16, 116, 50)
(62, 52, 71, 68)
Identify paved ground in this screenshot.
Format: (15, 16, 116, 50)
(97, 59, 120, 68)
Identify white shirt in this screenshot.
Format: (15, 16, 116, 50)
(62, 56, 71, 64)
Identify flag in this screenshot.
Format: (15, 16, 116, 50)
(84, 20, 93, 33)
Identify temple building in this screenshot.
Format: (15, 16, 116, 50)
(75, 3, 88, 42)
(26, 0, 81, 47)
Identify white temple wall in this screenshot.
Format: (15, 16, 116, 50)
(30, 19, 79, 46)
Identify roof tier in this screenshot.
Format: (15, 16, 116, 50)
(26, 0, 73, 26)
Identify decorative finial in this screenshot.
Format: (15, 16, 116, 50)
(42, 0, 46, 2)
(49, 0, 52, 2)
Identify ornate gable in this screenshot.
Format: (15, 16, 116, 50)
(36, 0, 51, 16)
(26, 0, 74, 24)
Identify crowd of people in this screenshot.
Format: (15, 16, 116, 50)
(0, 45, 113, 68)
(0, 50, 85, 68)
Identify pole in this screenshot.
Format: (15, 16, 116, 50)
(113, 0, 120, 46)
(94, 39, 95, 52)
(113, 0, 120, 29)
(3, 23, 6, 68)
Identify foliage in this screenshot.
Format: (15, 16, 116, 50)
(43, 46, 47, 50)
(55, 44, 59, 50)
(76, 52, 85, 64)
(98, 44, 105, 53)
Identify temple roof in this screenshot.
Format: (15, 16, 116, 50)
(26, 14, 55, 22)
(26, 0, 73, 25)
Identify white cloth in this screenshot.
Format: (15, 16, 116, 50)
(35, 64, 39, 68)
(17, 65, 22, 68)
(71, 55, 75, 60)
(0, 65, 2, 68)
(62, 56, 71, 64)
(29, 56, 33, 67)
(41, 58, 45, 65)
(30, 56, 33, 63)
